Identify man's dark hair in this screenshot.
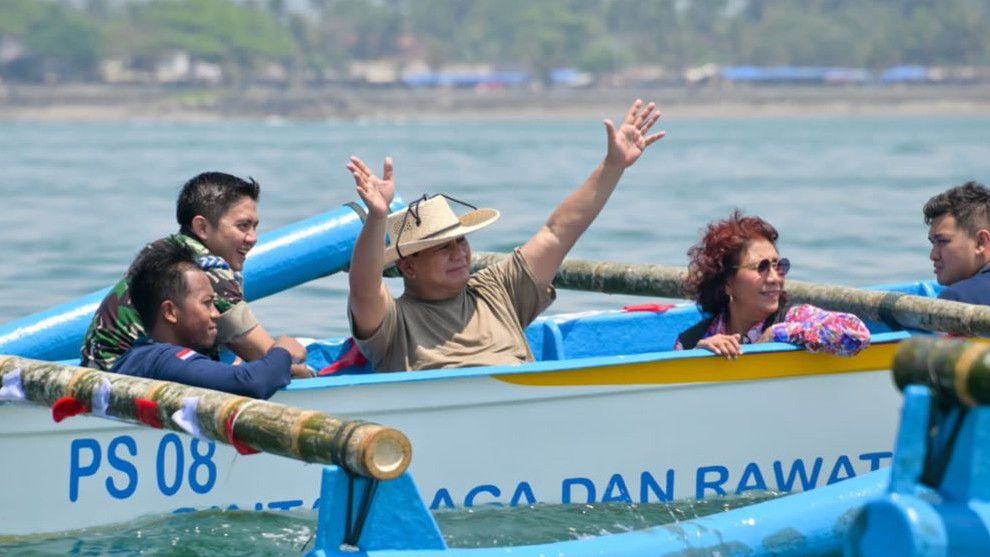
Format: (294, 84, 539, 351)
(923, 181, 990, 236)
(176, 172, 260, 236)
(128, 238, 200, 333)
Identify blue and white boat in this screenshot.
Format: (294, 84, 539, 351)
(0, 202, 936, 536)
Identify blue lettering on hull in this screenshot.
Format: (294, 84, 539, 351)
(66, 434, 892, 515)
(68, 434, 218, 502)
(428, 452, 893, 509)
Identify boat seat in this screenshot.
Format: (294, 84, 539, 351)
(526, 302, 693, 361)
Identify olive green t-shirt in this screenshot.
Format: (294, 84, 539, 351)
(354, 249, 555, 372)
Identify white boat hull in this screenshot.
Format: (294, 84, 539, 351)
(0, 337, 904, 536)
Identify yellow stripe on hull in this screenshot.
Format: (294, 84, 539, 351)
(495, 342, 899, 386)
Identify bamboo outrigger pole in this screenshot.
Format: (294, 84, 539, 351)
(892, 336, 990, 406)
(472, 251, 990, 337)
(0, 355, 411, 480)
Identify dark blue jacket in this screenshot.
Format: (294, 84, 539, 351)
(939, 264, 990, 306)
(111, 338, 292, 399)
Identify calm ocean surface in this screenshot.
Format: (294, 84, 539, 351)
(2, 114, 989, 554)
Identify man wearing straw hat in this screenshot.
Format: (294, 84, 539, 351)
(924, 180, 990, 306)
(346, 99, 665, 371)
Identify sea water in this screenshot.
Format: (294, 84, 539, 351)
(1, 115, 989, 553)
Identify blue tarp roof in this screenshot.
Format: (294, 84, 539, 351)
(401, 70, 530, 88)
(881, 65, 928, 83)
(721, 65, 930, 84)
(721, 66, 844, 82)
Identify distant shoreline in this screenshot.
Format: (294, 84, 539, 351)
(1, 83, 989, 122)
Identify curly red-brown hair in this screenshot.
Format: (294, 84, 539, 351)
(684, 211, 781, 315)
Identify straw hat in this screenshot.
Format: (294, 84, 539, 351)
(383, 194, 499, 266)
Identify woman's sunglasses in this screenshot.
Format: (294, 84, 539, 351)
(736, 257, 790, 276)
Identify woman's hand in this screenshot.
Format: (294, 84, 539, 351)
(697, 333, 743, 359)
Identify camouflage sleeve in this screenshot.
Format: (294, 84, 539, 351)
(80, 278, 145, 370)
(203, 266, 245, 314)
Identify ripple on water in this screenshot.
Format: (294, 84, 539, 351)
(0, 492, 787, 554)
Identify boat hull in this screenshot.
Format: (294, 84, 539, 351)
(0, 336, 904, 536)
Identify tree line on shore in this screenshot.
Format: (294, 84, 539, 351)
(1, 0, 988, 85)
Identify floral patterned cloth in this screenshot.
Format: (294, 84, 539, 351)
(675, 303, 870, 356)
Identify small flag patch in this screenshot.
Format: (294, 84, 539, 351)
(176, 348, 195, 360)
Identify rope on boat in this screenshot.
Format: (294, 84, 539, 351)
(0, 355, 412, 480)
(472, 251, 990, 337)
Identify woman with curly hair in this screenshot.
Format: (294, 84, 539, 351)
(676, 211, 870, 359)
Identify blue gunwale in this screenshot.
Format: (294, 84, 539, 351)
(286, 330, 913, 391)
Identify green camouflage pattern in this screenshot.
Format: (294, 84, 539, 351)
(80, 233, 245, 370)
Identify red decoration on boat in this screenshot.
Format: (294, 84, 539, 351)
(622, 303, 675, 313)
(52, 396, 90, 423)
(135, 398, 163, 428)
(225, 410, 260, 455)
(318, 339, 369, 376)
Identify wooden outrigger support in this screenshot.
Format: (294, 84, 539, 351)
(473, 251, 990, 337)
(893, 336, 990, 406)
(0, 355, 411, 480)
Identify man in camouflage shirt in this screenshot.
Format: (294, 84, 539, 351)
(81, 172, 310, 377)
